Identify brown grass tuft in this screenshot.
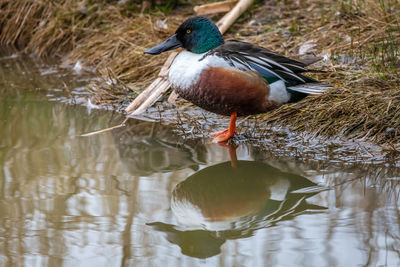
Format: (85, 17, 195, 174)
(231, 0, 400, 145)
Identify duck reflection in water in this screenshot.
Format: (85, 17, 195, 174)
(149, 144, 326, 259)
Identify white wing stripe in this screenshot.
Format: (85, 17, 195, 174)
(241, 55, 307, 83)
(243, 54, 295, 74)
(242, 55, 273, 68)
(279, 70, 306, 83)
(231, 56, 289, 83)
(281, 63, 308, 71)
(249, 61, 287, 82)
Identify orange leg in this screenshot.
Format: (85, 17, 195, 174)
(210, 112, 237, 143)
(218, 142, 238, 168)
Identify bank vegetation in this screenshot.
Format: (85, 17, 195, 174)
(0, 0, 399, 148)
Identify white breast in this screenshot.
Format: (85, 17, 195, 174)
(168, 50, 246, 90)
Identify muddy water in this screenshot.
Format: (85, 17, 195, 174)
(0, 54, 399, 267)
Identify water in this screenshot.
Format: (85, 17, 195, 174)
(0, 54, 399, 267)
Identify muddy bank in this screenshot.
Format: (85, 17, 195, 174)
(1, 0, 399, 148)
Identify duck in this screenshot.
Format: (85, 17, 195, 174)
(144, 16, 330, 143)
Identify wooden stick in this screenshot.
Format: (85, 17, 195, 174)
(128, 79, 171, 115)
(194, 0, 238, 15)
(125, 51, 177, 113)
(124, 0, 254, 115)
(167, 90, 179, 104)
(216, 0, 254, 34)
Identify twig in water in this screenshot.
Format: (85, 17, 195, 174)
(80, 117, 129, 136)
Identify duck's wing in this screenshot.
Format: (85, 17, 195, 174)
(208, 40, 325, 88)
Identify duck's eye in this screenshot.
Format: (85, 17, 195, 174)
(186, 29, 191, 34)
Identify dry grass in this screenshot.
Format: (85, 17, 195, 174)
(66, 10, 186, 88)
(1, 0, 92, 56)
(238, 0, 400, 75)
(1, 0, 399, 146)
(262, 75, 400, 144)
(0, 0, 187, 90)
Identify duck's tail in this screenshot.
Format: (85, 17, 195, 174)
(287, 83, 332, 102)
(288, 83, 332, 95)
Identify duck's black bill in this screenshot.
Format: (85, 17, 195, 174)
(144, 34, 182, 55)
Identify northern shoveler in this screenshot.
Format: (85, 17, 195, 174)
(145, 16, 330, 143)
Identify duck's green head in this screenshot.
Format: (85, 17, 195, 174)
(144, 16, 224, 55)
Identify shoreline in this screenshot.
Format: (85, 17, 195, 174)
(1, 0, 399, 150)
